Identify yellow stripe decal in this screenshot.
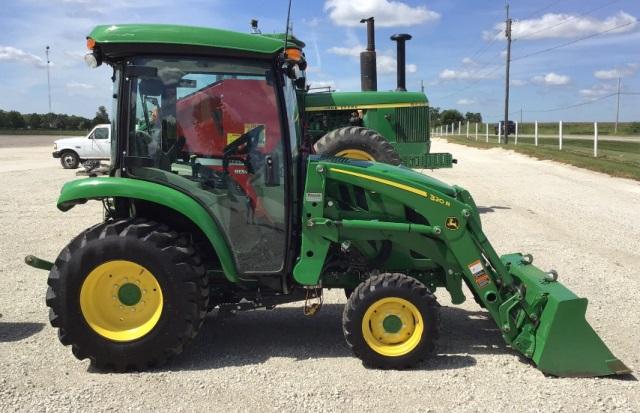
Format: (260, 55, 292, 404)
(329, 168, 428, 197)
(305, 102, 428, 112)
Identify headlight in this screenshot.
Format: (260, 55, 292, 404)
(84, 52, 99, 69)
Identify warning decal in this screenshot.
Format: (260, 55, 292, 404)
(468, 259, 491, 288)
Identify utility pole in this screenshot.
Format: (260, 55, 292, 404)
(45, 46, 52, 113)
(614, 77, 621, 134)
(503, 2, 512, 145)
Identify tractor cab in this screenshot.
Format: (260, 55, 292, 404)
(89, 24, 306, 275)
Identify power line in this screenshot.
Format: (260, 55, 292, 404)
(521, 0, 570, 20)
(511, 20, 634, 62)
(523, 93, 617, 113)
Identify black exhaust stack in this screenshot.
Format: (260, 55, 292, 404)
(390, 33, 412, 91)
(360, 17, 377, 92)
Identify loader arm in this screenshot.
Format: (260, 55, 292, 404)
(294, 156, 630, 377)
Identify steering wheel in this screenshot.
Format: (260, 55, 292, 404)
(222, 125, 264, 174)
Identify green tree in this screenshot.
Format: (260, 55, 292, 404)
(93, 106, 110, 126)
(440, 109, 464, 126)
(0, 110, 7, 128)
(464, 112, 482, 123)
(7, 111, 26, 129)
(28, 113, 43, 129)
(429, 106, 441, 126)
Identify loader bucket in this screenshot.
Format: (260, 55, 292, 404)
(503, 255, 631, 377)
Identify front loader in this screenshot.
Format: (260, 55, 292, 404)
(26, 23, 629, 377)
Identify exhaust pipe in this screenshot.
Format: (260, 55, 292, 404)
(391, 33, 412, 92)
(360, 17, 377, 92)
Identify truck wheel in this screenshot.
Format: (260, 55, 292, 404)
(314, 127, 401, 165)
(46, 218, 209, 371)
(60, 151, 80, 169)
(343, 273, 439, 369)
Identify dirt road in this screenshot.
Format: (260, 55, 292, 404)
(1, 138, 638, 412)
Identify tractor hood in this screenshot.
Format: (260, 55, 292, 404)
(305, 91, 428, 112)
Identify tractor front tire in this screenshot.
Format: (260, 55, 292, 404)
(46, 218, 209, 371)
(343, 273, 439, 369)
(314, 127, 401, 165)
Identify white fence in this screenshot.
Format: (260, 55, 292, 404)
(432, 120, 603, 157)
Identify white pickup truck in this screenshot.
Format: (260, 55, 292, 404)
(52, 124, 111, 169)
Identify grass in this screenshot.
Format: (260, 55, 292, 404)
(0, 129, 87, 136)
(515, 122, 640, 136)
(442, 134, 640, 181)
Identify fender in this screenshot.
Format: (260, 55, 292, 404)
(57, 177, 238, 282)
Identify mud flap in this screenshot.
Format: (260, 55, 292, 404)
(503, 254, 631, 377)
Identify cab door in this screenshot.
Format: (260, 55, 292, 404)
(91, 126, 110, 158)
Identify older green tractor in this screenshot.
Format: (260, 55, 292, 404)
(305, 17, 453, 169)
(26, 23, 629, 376)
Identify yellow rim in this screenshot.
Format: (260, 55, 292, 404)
(335, 149, 375, 161)
(80, 260, 163, 342)
(361, 297, 424, 357)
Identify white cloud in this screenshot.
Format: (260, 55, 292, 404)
(302, 17, 321, 28)
(327, 45, 361, 57)
(457, 98, 475, 105)
(438, 68, 499, 81)
(66, 81, 95, 90)
(324, 0, 440, 27)
(483, 11, 638, 41)
(328, 44, 417, 74)
(594, 62, 639, 79)
(579, 82, 617, 98)
(531, 72, 570, 86)
(0, 46, 48, 68)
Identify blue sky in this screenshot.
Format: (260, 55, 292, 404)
(0, 0, 638, 122)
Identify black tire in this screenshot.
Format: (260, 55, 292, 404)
(46, 218, 209, 371)
(60, 151, 80, 169)
(343, 273, 439, 369)
(314, 126, 401, 165)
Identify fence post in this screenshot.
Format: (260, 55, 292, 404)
(452, 122, 455, 135)
(475, 122, 478, 141)
(458, 121, 461, 136)
(559, 120, 563, 151)
(486, 123, 489, 142)
(498, 123, 502, 144)
(594, 122, 598, 157)
(445, 125, 448, 136)
(515, 121, 519, 145)
(534, 121, 538, 146)
(466, 121, 469, 138)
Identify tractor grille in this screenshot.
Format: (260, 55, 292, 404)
(394, 106, 428, 143)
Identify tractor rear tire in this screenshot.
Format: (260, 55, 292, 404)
(343, 273, 439, 369)
(46, 218, 209, 371)
(314, 127, 401, 165)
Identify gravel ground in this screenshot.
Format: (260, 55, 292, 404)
(1, 136, 638, 412)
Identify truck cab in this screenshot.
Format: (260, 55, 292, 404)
(53, 124, 111, 169)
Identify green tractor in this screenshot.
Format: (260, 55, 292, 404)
(304, 18, 453, 169)
(26, 23, 629, 376)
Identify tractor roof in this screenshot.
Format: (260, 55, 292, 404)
(88, 24, 292, 56)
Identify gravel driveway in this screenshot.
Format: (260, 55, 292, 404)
(1, 137, 638, 412)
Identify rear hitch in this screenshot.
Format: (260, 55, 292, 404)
(24, 255, 53, 271)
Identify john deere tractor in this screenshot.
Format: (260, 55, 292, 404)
(26, 23, 629, 376)
(305, 18, 452, 169)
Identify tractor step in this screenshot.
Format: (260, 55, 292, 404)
(24, 255, 53, 271)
